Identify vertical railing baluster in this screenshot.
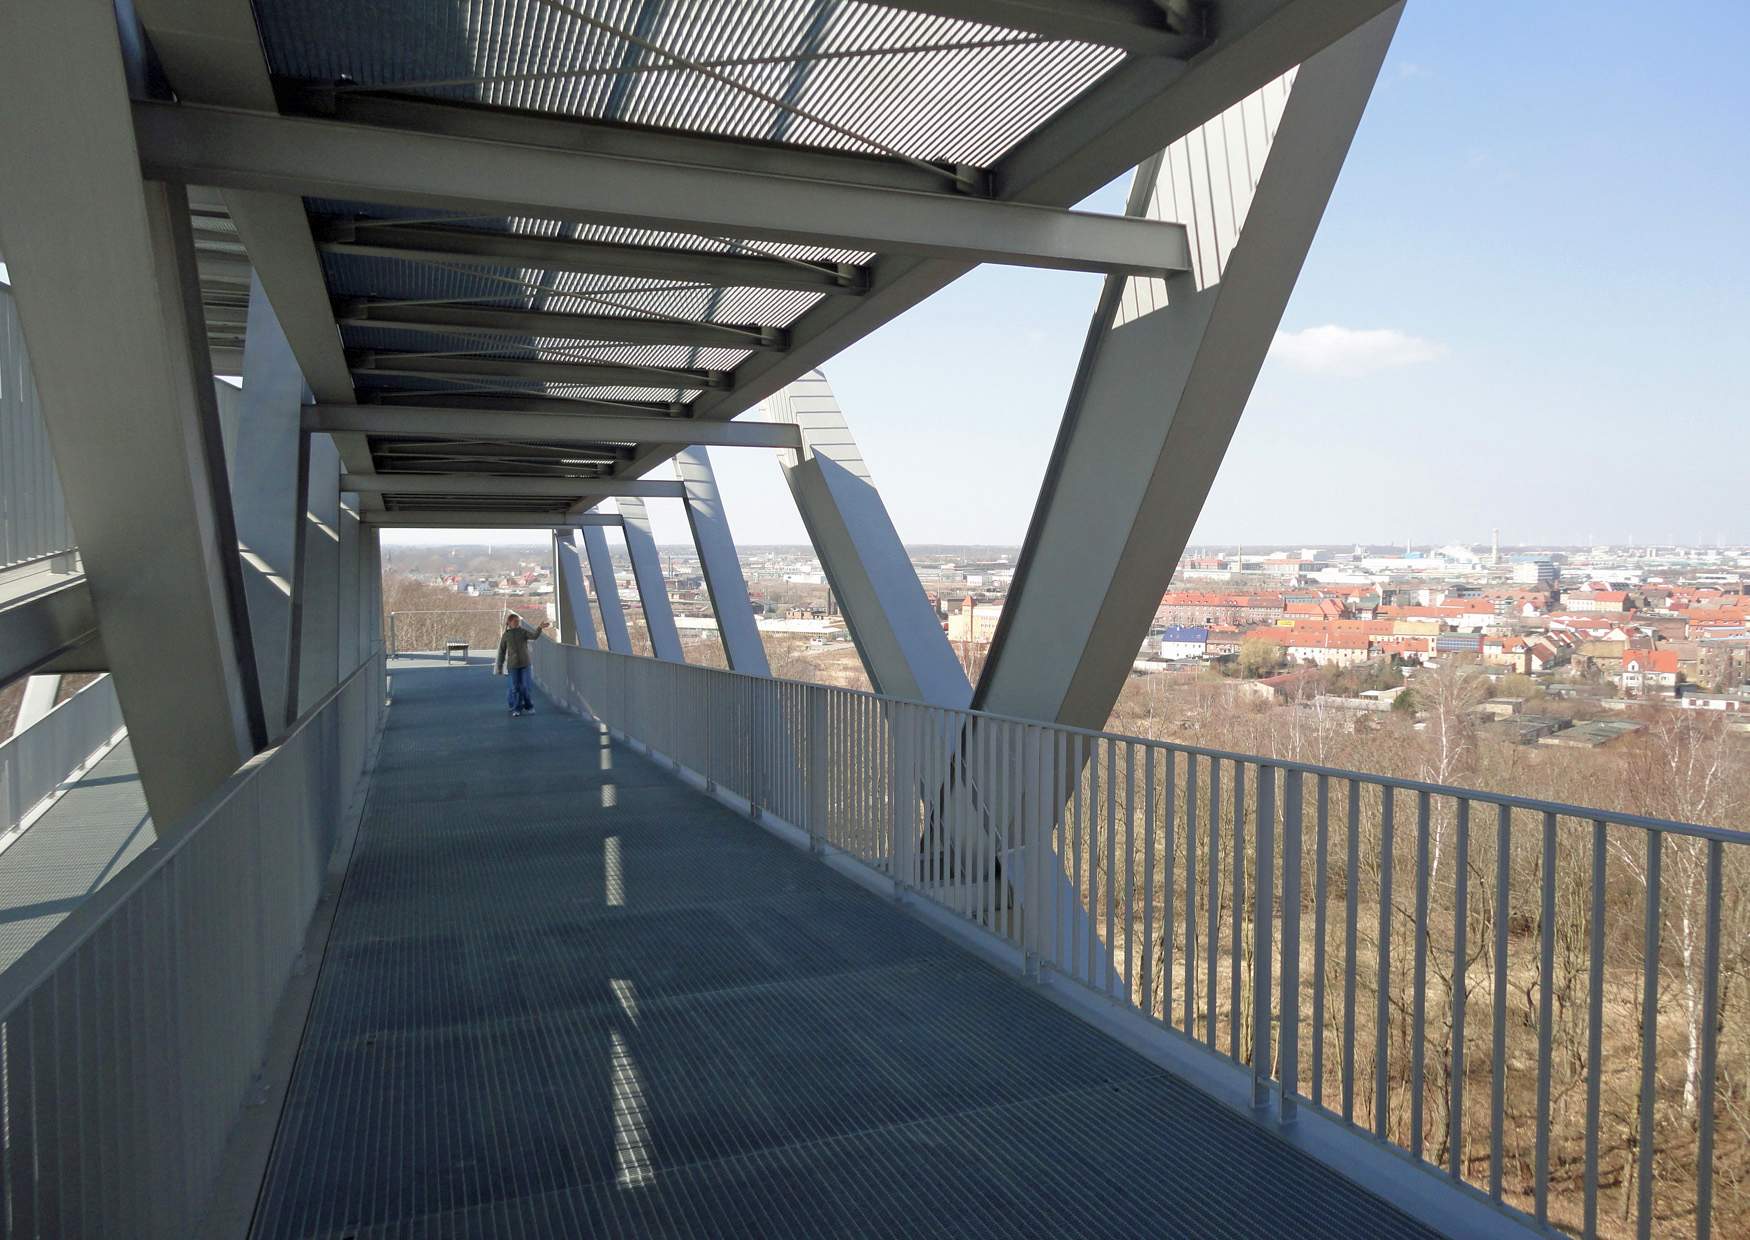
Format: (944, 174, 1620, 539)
(1343, 777, 1360, 1124)
(1143, 746, 1155, 1019)
(1184, 754, 1198, 1036)
(1251, 764, 1275, 1109)
(1124, 742, 1136, 1008)
(1281, 767, 1302, 1120)
(1206, 757, 1220, 1049)
(1313, 773, 1329, 1113)
(1696, 838, 1724, 1240)
(1534, 811, 1557, 1225)
(1073, 734, 1085, 983)
(1411, 791, 1431, 1160)
(1231, 761, 1246, 1061)
(1090, 739, 1102, 984)
(1450, 799, 1470, 1180)
(1584, 818, 1606, 1236)
(1375, 786, 1394, 1141)
(1490, 804, 1511, 1201)
(1053, 728, 1067, 971)
(1163, 748, 1177, 1030)
(1637, 829, 1661, 1240)
(1105, 741, 1117, 996)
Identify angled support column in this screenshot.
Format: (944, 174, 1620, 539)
(581, 525, 633, 654)
(978, 6, 1402, 730)
(616, 497, 684, 663)
(231, 274, 308, 733)
(769, 372, 968, 707)
(0, 1, 265, 829)
(552, 530, 599, 649)
(675, 447, 768, 675)
(290, 433, 342, 723)
(10, 676, 62, 739)
(337, 491, 361, 671)
(361, 524, 382, 655)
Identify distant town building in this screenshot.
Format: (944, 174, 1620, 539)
(1159, 625, 1209, 661)
(1513, 560, 1559, 588)
(1619, 648, 1679, 695)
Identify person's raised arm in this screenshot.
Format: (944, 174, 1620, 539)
(533, 619, 550, 642)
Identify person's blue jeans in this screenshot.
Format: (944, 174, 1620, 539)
(506, 665, 534, 712)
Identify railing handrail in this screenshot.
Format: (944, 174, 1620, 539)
(534, 639, 1743, 1238)
(555, 642, 1750, 847)
(0, 646, 384, 1021)
(0, 668, 111, 753)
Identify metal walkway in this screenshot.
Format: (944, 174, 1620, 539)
(252, 663, 1441, 1239)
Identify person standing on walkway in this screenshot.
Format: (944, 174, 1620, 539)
(495, 612, 549, 717)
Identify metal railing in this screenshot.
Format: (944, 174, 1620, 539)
(534, 639, 1747, 1239)
(0, 649, 386, 1238)
(1, 675, 124, 840)
(386, 607, 550, 657)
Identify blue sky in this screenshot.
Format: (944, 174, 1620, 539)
(404, 2, 1750, 550)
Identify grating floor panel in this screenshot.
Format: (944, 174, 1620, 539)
(251, 663, 1442, 1239)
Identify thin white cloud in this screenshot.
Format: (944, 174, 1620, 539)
(1270, 325, 1446, 377)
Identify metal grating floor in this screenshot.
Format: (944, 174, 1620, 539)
(252, 663, 1442, 1239)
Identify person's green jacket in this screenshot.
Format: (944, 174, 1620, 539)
(494, 624, 542, 674)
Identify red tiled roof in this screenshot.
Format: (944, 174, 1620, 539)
(1623, 649, 1678, 675)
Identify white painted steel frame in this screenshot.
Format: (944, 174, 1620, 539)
(133, 101, 1195, 278)
(306, 404, 802, 451)
(769, 372, 969, 707)
(675, 446, 769, 675)
(582, 525, 634, 654)
(978, 5, 1402, 731)
(0, 2, 266, 829)
(233, 275, 309, 735)
(615, 496, 685, 663)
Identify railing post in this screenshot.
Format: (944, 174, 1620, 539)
(1280, 767, 1302, 1120)
(808, 687, 828, 853)
(1252, 763, 1275, 1109)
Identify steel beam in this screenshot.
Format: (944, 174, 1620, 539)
(0, 579, 101, 688)
(230, 275, 307, 735)
(337, 491, 362, 672)
(582, 526, 633, 654)
(131, 1, 373, 499)
(552, 531, 598, 649)
(0, 1, 264, 829)
(863, 0, 1204, 55)
(344, 474, 684, 499)
(293, 434, 342, 723)
(135, 101, 1193, 277)
(769, 373, 969, 707)
(320, 224, 864, 296)
(306, 404, 802, 450)
(336, 300, 789, 352)
(978, 5, 1402, 731)
(282, 88, 960, 197)
(675, 447, 768, 675)
(362, 511, 623, 528)
(364, 391, 687, 418)
(350, 351, 732, 392)
(616, 498, 684, 663)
